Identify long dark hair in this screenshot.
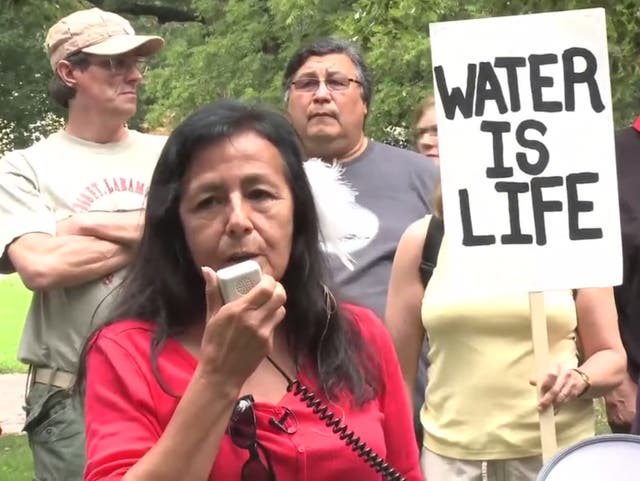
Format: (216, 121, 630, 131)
(77, 99, 379, 404)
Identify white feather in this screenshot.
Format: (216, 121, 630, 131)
(303, 158, 357, 270)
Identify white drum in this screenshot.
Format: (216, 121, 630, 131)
(537, 434, 640, 481)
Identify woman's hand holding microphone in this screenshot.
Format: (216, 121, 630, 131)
(197, 266, 287, 390)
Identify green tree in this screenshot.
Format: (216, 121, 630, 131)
(3, 0, 639, 150)
(142, 0, 452, 140)
(0, 0, 86, 151)
(454, 0, 640, 128)
(143, 0, 640, 142)
(0, 0, 198, 151)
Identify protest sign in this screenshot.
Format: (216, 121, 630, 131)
(430, 8, 621, 296)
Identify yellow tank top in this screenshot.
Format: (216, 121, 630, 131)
(420, 218, 594, 459)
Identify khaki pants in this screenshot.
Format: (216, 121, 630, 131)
(24, 382, 85, 481)
(421, 448, 542, 481)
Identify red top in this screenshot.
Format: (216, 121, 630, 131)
(84, 304, 422, 481)
(633, 114, 640, 133)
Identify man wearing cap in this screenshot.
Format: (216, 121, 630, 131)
(0, 8, 165, 479)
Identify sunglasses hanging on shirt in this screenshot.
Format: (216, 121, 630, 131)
(228, 395, 277, 481)
(226, 356, 407, 481)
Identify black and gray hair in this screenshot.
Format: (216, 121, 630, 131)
(282, 37, 373, 108)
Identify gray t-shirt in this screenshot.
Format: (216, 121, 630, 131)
(326, 140, 439, 318)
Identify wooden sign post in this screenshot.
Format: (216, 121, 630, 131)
(430, 8, 622, 461)
(529, 291, 557, 461)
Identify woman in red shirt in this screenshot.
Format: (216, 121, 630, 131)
(78, 100, 422, 481)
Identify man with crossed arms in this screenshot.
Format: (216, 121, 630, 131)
(0, 8, 165, 480)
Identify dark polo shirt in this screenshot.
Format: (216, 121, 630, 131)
(614, 115, 640, 433)
(615, 116, 640, 378)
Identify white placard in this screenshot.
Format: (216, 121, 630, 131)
(429, 8, 622, 295)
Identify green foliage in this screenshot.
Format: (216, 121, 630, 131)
(144, 0, 449, 138)
(0, 0, 87, 150)
(144, 0, 640, 142)
(452, 0, 640, 128)
(3, 0, 640, 146)
(605, 1, 640, 126)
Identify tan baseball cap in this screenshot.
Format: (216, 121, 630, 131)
(45, 7, 164, 70)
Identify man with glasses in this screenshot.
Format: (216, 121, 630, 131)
(284, 37, 438, 319)
(0, 7, 165, 480)
(284, 38, 438, 446)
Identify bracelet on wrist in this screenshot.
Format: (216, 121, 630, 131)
(572, 368, 591, 398)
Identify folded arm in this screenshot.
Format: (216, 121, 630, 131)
(1, 154, 143, 286)
(57, 210, 145, 248)
(7, 232, 134, 290)
(604, 371, 637, 428)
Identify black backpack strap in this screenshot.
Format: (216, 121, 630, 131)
(419, 216, 444, 287)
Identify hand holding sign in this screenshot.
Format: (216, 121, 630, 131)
(430, 7, 623, 463)
(531, 364, 590, 412)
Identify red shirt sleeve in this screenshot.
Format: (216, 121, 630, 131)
(343, 304, 423, 481)
(84, 327, 162, 481)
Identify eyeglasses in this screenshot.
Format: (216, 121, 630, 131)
(228, 395, 277, 481)
(289, 75, 362, 93)
(88, 56, 147, 75)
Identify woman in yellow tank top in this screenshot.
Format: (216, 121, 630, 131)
(386, 191, 626, 481)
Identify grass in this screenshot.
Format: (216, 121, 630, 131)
(0, 277, 34, 480)
(0, 274, 30, 374)
(0, 434, 32, 481)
